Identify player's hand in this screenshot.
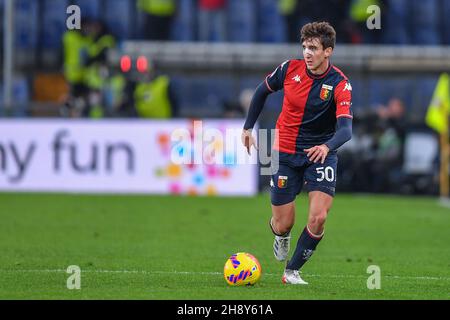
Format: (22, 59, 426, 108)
(241, 129, 258, 155)
(304, 144, 329, 164)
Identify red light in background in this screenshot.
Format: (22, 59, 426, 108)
(137, 56, 149, 73)
(120, 55, 132, 73)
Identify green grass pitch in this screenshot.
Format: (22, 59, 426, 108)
(0, 193, 449, 300)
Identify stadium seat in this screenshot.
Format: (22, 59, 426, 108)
(40, 0, 69, 49)
(74, 0, 101, 19)
(410, 0, 440, 45)
(411, 77, 439, 118)
(442, 0, 450, 44)
(257, 0, 286, 43)
(0, 76, 30, 117)
(171, 0, 196, 41)
(368, 77, 414, 109)
(238, 77, 260, 91)
(14, 76, 31, 117)
(347, 77, 363, 111)
(381, 0, 410, 44)
(14, 0, 39, 49)
(0, 83, 3, 115)
(133, 9, 148, 39)
(103, 0, 132, 40)
(365, 78, 381, 108)
(0, 0, 3, 32)
(228, 0, 256, 43)
(176, 76, 234, 118)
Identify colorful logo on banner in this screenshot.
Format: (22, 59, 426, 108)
(154, 122, 237, 196)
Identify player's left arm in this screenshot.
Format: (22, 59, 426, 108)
(305, 79, 353, 164)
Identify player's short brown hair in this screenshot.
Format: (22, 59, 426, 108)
(301, 22, 336, 50)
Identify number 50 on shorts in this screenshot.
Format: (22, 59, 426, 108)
(316, 167, 335, 182)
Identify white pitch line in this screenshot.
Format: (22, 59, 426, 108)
(1, 269, 449, 281)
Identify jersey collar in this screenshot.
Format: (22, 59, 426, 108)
(305, 61, 332, 80)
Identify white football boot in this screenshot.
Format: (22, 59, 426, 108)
(282, 269, 308, 285)
(273, 233, 291, 261)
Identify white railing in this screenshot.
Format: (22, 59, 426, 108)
(110, 42, 450, 73)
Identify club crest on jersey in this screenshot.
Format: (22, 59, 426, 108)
(320, 84, 333, 101)
(278, 176, 288, 189)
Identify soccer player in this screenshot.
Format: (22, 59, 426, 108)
(241, 22, 353, 284)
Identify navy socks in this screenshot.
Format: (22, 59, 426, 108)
(286, 226, 323, 270)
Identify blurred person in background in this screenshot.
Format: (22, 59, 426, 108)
(198, 0, 228, 42)
(62, 18, 92, 118)
(84, 20, 116, 118)
(101, 67, 128, 118)
(137, 0, 177, 41)
(118, 59, 179, 119)
(371, 97, 406, 192)
(223, 88, 253, 118)
(62, 19, 116, 118)
(343, 98, 406, 193)
(341, 110, 378, 192)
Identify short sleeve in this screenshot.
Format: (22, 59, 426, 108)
(265, 60, 290, 93)
(334, 79, 353, 119)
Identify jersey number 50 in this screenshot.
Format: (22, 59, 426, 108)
(316, 167, 335, 182)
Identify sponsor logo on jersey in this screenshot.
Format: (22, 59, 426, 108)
(278, 176, 288, 189)
(292, 75, 301, 83)
(320, 84, 333, 101)
(344, 82, 353, 91)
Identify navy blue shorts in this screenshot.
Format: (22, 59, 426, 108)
(270, 151, 338, 206)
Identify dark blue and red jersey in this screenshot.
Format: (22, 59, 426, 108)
(265, 59, 353, 154)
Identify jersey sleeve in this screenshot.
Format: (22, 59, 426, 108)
(334, 79, 353, 119)
(265, 60, 290, 92)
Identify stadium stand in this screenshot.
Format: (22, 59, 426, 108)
(1, 0, 450, 120)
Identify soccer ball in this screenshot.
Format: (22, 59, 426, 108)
(224, 252, 262, 286)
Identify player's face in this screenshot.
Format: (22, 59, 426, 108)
(302, 38, 333, 73)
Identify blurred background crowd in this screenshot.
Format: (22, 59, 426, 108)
(1, 0, 449, 195)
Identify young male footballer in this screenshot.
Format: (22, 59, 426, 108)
(242, 22, 353, 284)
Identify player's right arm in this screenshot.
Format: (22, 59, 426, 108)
(242, 61, 290, 155)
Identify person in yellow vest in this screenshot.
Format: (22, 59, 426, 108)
(84, 20, 117, 118)
(62, 19, 116, 118)
(137, 0, 177, 41)
(133, 76, 176, 118)
(62, 18, 95, 117)
(119, 60, 178, 118)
